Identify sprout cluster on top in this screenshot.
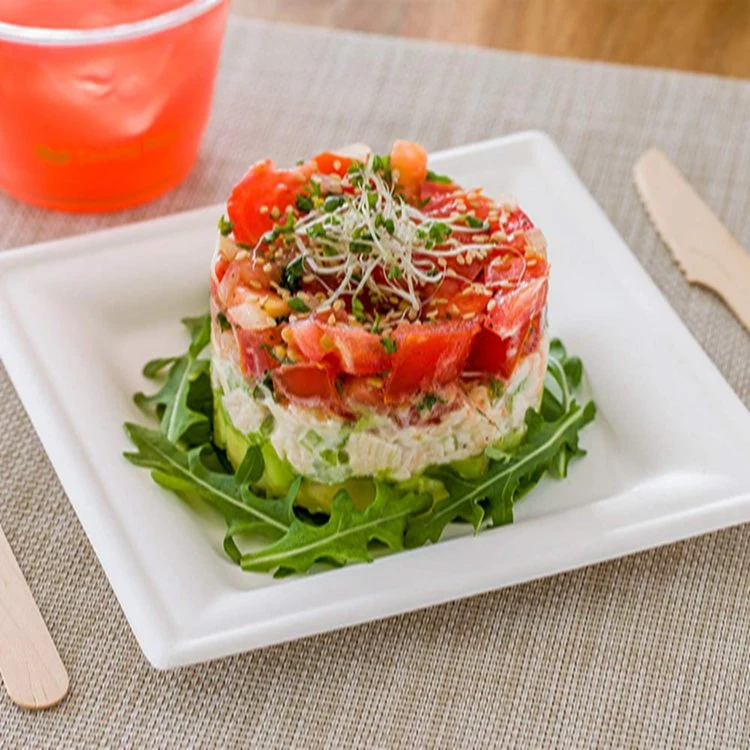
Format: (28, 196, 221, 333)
(280, 157, 496, 314)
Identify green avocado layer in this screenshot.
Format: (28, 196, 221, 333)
(214, 392, 524, 515)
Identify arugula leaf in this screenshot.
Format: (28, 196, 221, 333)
(406, 400, 596, 547)
(238, 483, 431, 575)
(125, 311, 596, 576)
(134, 315, 211, 445)
(124, 424, 297, 538)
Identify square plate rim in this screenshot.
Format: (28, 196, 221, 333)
(1, 130, 749, 669)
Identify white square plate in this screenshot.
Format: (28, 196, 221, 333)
(1, 132, 749, 669)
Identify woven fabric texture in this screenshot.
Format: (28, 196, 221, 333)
(1, 17, 749, 749)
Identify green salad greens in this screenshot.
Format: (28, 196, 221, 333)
(124, 315, 595, 576)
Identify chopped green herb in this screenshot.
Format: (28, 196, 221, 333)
(380, 336, 398, 354)
(296, 194, 314, 212)
(371, 312, 381, 334)
(217, 312, 231, 331)
(371, 154, 392, 182)
(428, 222, 452, 244)
(366, 191, 378, 209)
(287, 296, 310, 313)
(387, 264, 402, 280)
(281, 256, 305, 293)
(465, 215, 487, 229)
(351, 296, 366, 322)
(489, 377, 505, 402)
(260, 414, 275, 437)
(416, 393, 446, 414)
(262, 212, 296, 244)
(426, 170, 453, 184)
(307, 223, 328, 240)
(323, 194, 345, 212)
(217, 215, 234, 236)
(301, 429, 323, 450)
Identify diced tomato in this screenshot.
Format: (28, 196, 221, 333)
(310, 152, 355, 177)
(484, 252, 527, 289)
(213, 256, 230, 283)
(418, 179, 459, 204)
(466, 327, 521, 379)
(391, 140, 428, 199)
(425, 277, 491, 319)
(227, 160, 307, 245)
(287, 318, 389, 376)
(503, 208, 534, 235)
(272, 363, 341, 408)
(215, 257, 280, 308)
(485, 270, 548, 338)
(467, 310, 545, 379)
(340, 376, 385, 409)
(385, 320, 480, 398)
(467, 253, 549, 378)
(237, 327, 283, 379)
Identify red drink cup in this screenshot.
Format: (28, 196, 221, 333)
(0, 0, 229, 212)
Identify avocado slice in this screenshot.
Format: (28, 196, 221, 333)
(214, 396, 376, 513)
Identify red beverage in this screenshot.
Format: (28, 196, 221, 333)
(0, 0, 229, 212)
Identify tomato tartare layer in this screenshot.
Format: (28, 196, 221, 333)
(210, 141, 549, 483)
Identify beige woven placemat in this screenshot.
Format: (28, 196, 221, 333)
(1, 17, 749, 749)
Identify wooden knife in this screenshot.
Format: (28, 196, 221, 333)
(633, 148, 750, 331)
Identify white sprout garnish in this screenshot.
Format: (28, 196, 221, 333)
(288, 156, 494, 315)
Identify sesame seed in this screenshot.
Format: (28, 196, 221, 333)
(456, 201, 467, 212)
(389, 296, 399, 304)
(462, 312, 475, 320)
(328, 314, 336, 325)
(281, 328, 294, 343)
(263, 262, 273, 274)
(273, 345, 286, 359)
(449, 304, 460, 315)
(270, 206, 281, 220)
(434, 298, 448, 306)
(487, 299, 497, 310)
(259, 205, 269, 215)
(249, 280, 262, 290)
(456, 255, 466, 266)
(303, 274, 315, 283)
(491, 231, 507, 242)
(426, 310, 439, 320)
(333, 299, 345, 311)
(333, 159, 342, 170)
(235, 250, 248, 261)
(527, 258, 537, 266)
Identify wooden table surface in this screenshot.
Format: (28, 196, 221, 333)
(234, 0, 750, 79)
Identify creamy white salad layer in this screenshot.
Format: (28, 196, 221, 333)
(211, 331, 548, 484)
